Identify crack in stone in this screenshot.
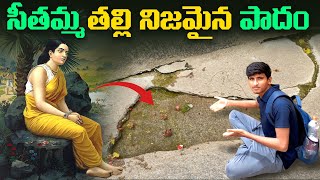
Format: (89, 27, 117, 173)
(260, 32, 319, 99)
(288, 33, 319, 98)
(210, 70, 227, 83)
(258, 32, 307, 44)
(155, 67, 194, 75)
(282, 85, 299, 90)
(235, 83, 250, 98)
(99, 59, 189, 84)
(148, 87, 253, 100)
(259, 35, 291, 44)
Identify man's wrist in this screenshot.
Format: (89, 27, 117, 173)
(225, 99, 230, 107)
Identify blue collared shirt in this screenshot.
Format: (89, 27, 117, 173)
(257, 84, 299, 169)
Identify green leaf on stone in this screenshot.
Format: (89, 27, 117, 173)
(181, 103, 193, 113)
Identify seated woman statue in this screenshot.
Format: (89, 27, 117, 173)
(23, 39, 123, 178)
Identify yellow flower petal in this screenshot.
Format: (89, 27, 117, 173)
(304, 48, 311, 54)
(110, 138, 115, 145)
(112, 152, 120, 158)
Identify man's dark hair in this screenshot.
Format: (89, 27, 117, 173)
(246, 62, 271, 79)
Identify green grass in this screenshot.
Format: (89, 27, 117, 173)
(152, 72, 178, 87)
(151, 88, 179, 101)
(0, 88, 4, 95)
(78, 67, 113, 90)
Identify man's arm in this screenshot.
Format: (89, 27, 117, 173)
(227, 99, 259, 109)
(225, 127, 290, 152)
(210, 97, 259, 112)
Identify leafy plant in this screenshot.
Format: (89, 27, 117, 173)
(0, 100, 10, 114)
(0, 138, 18, 164)
(90, 102, 105, 114)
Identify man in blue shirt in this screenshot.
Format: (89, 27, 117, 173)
(210, 62, 300, 178)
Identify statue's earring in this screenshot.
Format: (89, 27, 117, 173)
(49, 52, 53, 61)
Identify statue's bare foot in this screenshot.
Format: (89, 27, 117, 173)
(86, 167, 112, 178)
(100, 161, 123, 175)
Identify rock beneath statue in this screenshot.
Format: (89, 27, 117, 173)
(39, 169, 66, 180)
(12, 130, 70, 150)
(4, 96, 26, 132)
(0, 154, 9, 178)
(10, 130, 76, 176)
(65, 72, 92, 114)
(10, 160, 36, 179)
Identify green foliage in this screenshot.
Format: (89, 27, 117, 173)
(1, 142, 17, 164)
(181, 103, 192, 113)
(0, 100, 11, 140)
(90, 102, 105, 114)
(152, 72, 178, 87)
(8, 96, 16, 102)
(0, 100, 10, 114)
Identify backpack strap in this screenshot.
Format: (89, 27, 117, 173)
(291, 95, 302, 108)
(265, 90, 289, 126)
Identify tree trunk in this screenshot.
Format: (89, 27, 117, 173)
(15, 43, 34, 96)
